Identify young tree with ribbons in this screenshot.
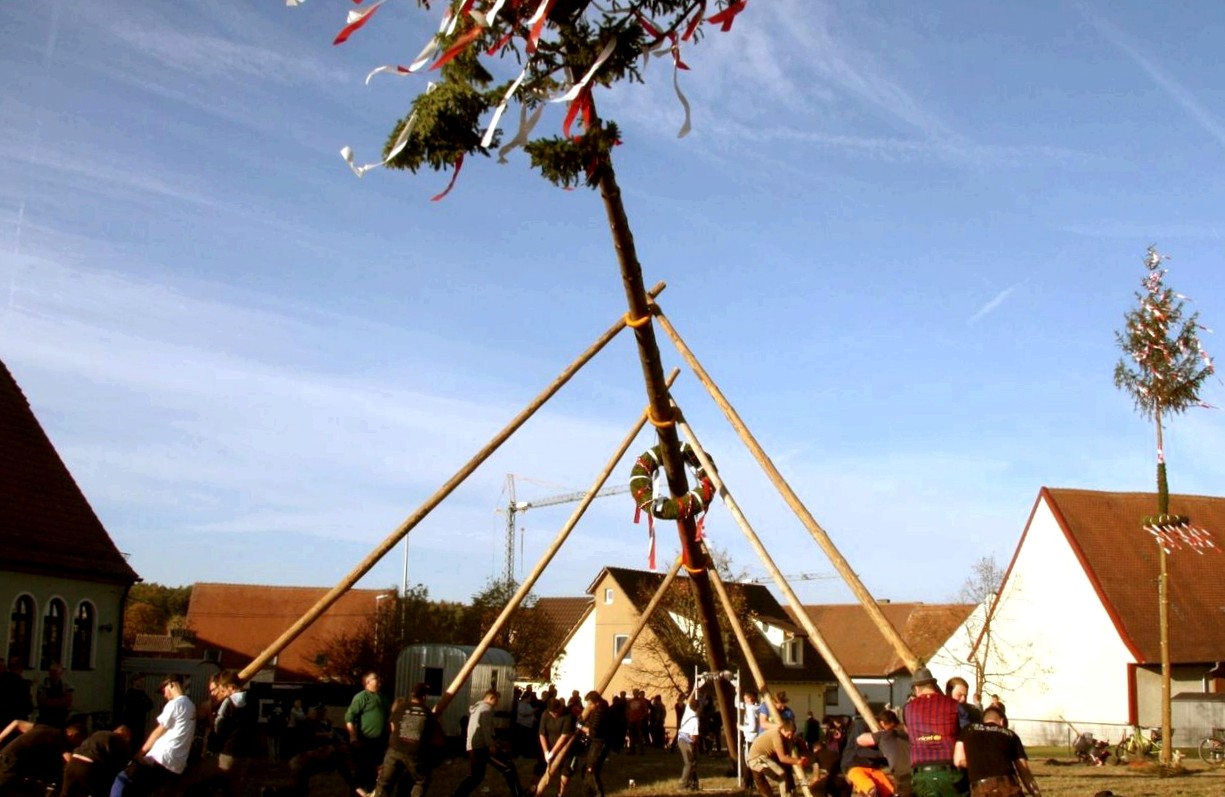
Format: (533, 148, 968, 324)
(1113, 245, 1217, 769)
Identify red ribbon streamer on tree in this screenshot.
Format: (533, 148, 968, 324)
(431, 154, 466, 201)
(333, 1, 385, 45)
(706, 0, 746, 32)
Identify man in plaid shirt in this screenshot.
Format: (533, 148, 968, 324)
(903, 668, 964, 797)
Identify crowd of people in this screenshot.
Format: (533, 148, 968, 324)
(0, 658, 1040, 797)
(738, 668, 1038, 797)
(0, 666, 264, 797)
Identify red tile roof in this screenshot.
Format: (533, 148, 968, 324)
(792, 602, 975, 677)
(1038, 487, 1225, 663)
(0, 360, 138, 584)
(187, 583, 391, 680)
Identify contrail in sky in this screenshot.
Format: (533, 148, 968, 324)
(1079, 3, 1225, 150)
(968, 283, 1019, 324)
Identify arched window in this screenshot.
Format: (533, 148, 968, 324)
(71, 602, 95, 671)
(7, 595, 36, 669)
(39, 598, 66, 671)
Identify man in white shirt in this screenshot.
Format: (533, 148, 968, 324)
(110, 674, 197, 797)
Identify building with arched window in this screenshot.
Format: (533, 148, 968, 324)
(2, 360, 139, 723)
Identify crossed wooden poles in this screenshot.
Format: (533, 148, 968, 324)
(238, 288, 922, 759)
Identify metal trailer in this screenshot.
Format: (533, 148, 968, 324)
(394, 644, 516, 738)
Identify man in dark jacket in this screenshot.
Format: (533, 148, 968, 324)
(578, 693, 611, 797)
(372, 683, 439, 797)
(60, 726, 131, 797)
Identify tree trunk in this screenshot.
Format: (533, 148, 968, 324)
(596, 159, 738, 759)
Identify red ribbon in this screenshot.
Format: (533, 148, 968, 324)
(528, 0, 558, 53)
(682, 2, 707, 41)
(563, 88, 591, 139)
(647, 517, 657, 570)
(706, 0, 746, 32)
(430, 154, 465, 201)
(431, 25, 483, 70)
(487, 31, 515, 56)
(333, 2, 383, 45)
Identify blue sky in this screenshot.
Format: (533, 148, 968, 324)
(3, 0, 1224, 607)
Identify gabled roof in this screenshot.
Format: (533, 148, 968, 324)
(590, 566, 836, 684)
(1034, 487, 1225, 664)
(792, 602, 974, 678)
(186, 583, 391, 680)
(535, 596, 594, 642)
(526, 596, 594, 682)
(0, 360, 138, 584)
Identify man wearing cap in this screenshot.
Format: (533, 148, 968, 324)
(953, 708, 1040, 797)
(110, 675, 196, 797)
(902, 667, 962, 797)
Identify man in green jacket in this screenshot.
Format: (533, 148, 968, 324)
(346, 672, 389, 795)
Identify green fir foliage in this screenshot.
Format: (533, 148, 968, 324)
(1113, 246, 1215, 420)
(365, 0, 734, 188)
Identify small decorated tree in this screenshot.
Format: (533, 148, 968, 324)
(1113, 245, 1216, 768)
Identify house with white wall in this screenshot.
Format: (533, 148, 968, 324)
(929, 487, 1225, 746)
(2, 360, 139, 724)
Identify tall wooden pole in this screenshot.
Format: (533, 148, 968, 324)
(596, 138, 737, 758)
(1156, 408, 1172, 768)
(653, 303, 920, 675)
(678, 411, 880, 731)
(237, 293, 663, 682)
(434, 369, 679, 716)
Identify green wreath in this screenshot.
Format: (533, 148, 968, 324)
(629, 443, 716, 520)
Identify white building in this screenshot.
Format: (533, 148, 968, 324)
(930, 487, 1225, 746)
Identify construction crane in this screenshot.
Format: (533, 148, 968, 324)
(499, 473, 630, 583)
(745, 572, 838, 584)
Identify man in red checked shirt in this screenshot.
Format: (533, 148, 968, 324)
(903, 668, 964, 797)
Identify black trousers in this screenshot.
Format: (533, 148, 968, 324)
(452, 747, 521, 797)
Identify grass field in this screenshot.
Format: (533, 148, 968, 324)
(273, 744, 1225, 797)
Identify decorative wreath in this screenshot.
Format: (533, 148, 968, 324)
(629, 443, 716, 520)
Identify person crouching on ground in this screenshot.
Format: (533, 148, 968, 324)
(746, 719, 808, 797)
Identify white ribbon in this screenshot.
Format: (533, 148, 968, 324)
(340, 84, 435, 178)
(672, 57, 691, 138)
(481, 64, 530, 148)
(497, 101, 545, 163)
(548, 39, 617, 104)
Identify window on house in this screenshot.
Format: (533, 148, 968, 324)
(824, 686, 838, 707)
(781, 637, 803, 666)
(604, 588, 614, 604)
(7, 595, 35, 669)
(71, 601, 95, 671)
(40, 598, 66, 670)
(613, 634, 631, 663)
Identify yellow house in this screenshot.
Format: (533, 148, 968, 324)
(545, 567, 836, 725)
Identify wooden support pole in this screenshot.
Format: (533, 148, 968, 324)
(535, 556, 684, 797)
(434, 369, 680, 717)
(677, 409, 881, 731)
(237, 289, 665, 683)
(653, 303, 920, 676)
(708, 566, 812, 797)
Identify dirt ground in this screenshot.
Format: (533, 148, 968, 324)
(250, 745, 1225, 797)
